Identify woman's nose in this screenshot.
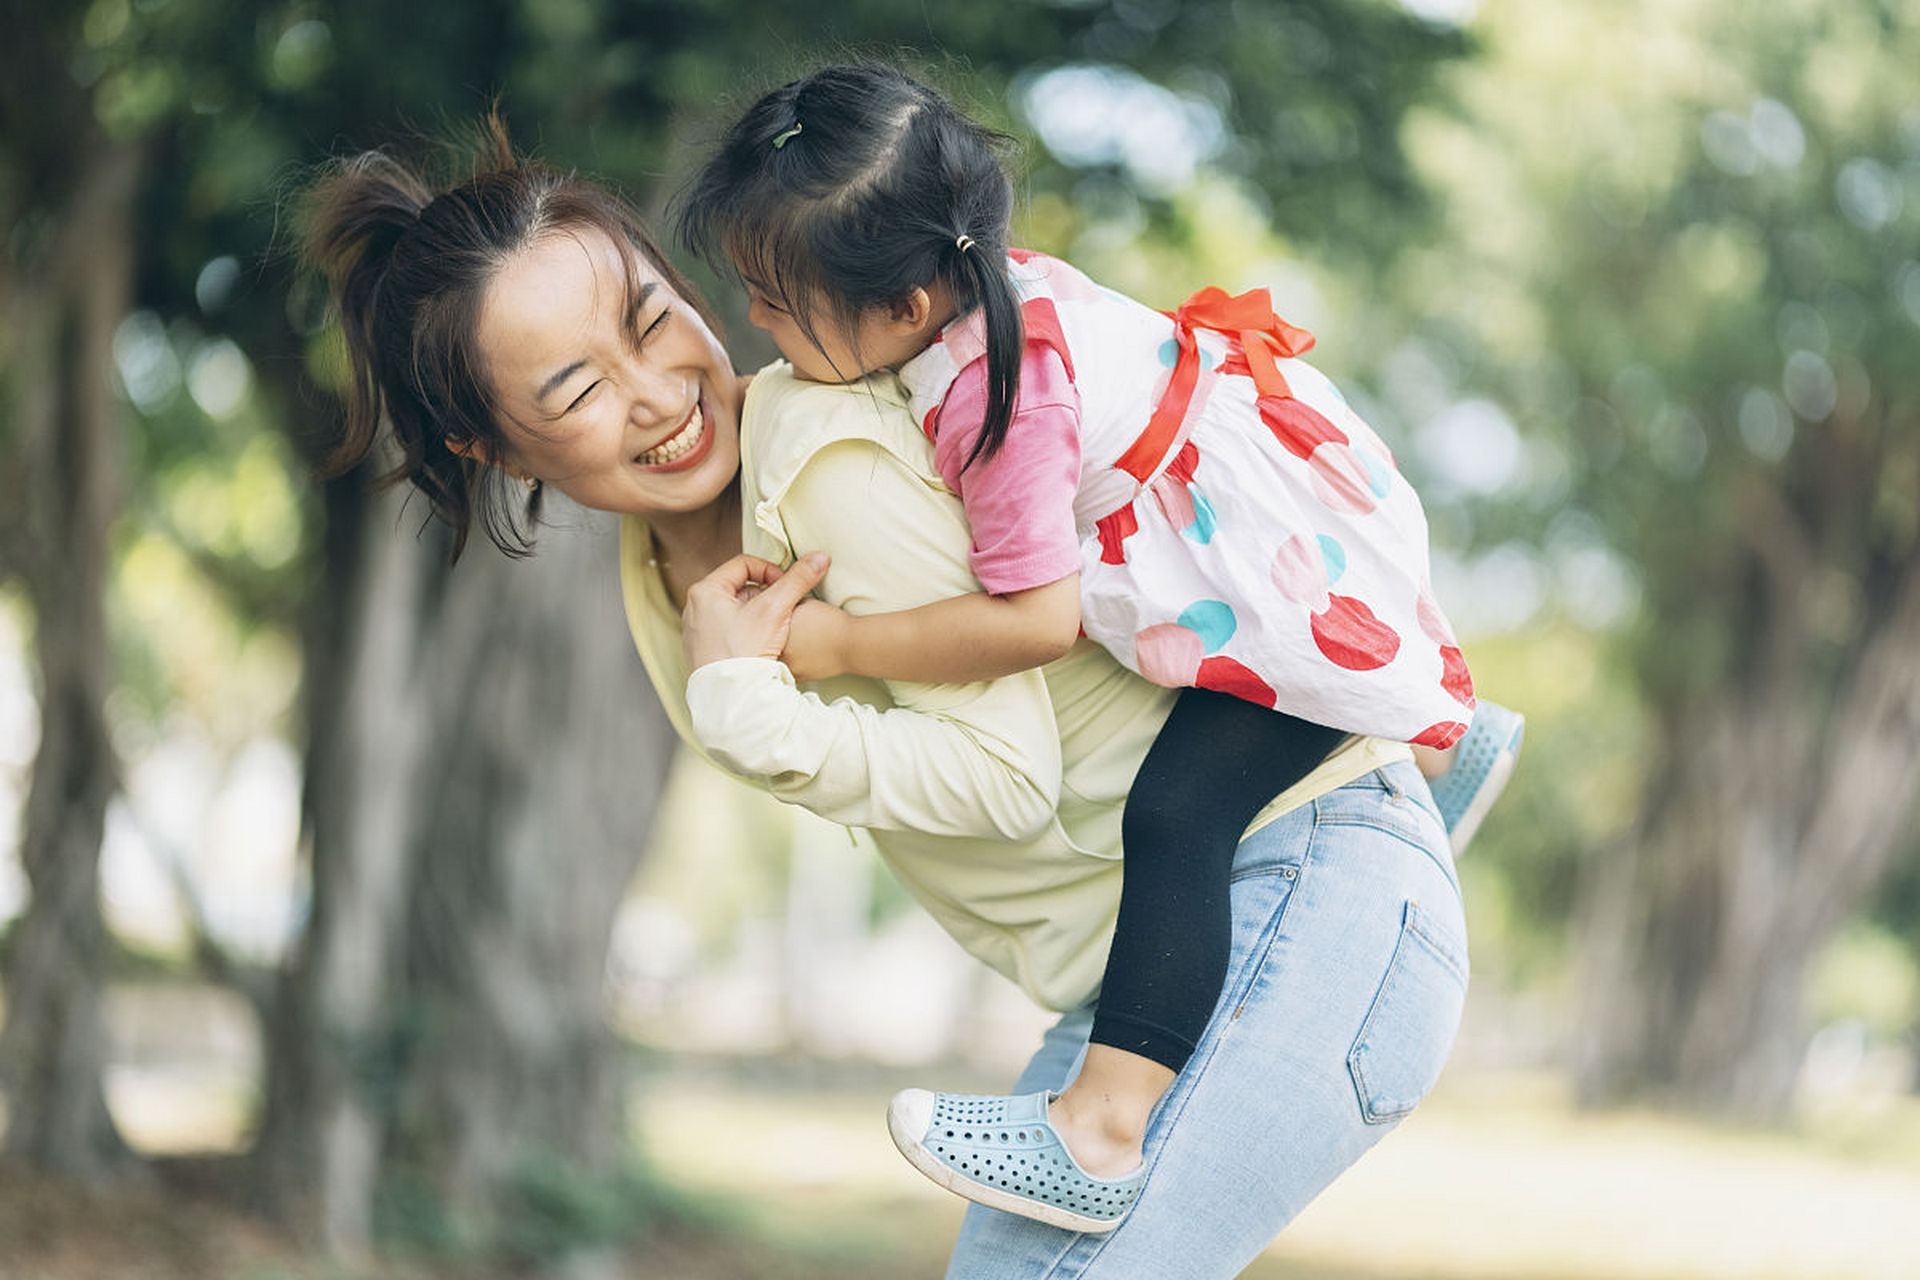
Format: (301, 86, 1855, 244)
(621, 365, 687, 424)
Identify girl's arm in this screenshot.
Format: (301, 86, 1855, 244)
(780, 338, 1089, 685)
(682, 436, 1065, 842)
(783, 575, 1082, 685)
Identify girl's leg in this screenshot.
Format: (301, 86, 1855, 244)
(1051, 688, 1346, 1174)
(945, 762, 1470, 1279)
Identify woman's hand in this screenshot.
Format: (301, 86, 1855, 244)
(779, 599, 854, 683)
(682, 552, 831, 671)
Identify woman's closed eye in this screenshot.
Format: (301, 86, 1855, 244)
(558, 306, 674, 416)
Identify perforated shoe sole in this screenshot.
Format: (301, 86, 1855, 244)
(887, 1088, 1143, 1234)
(1429, 701, 1525, 854)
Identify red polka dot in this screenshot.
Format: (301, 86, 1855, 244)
(1440, 645, 1475, 707)
(1258, 395, 1349, 462)
(1311, 595, 1401, 671)
(1196, 655, 1277, 707)
(1412, 721, 1468, 749)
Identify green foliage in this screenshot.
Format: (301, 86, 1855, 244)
(1399, 0, 1919, 694)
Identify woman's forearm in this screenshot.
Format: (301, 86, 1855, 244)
(686, 655, 1062, 841)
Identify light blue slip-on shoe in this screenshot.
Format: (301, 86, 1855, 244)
(1427, 701, 1525, 853)
(887, 1088, 1144, 1234)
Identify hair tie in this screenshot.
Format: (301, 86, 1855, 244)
(954, 234, 976, 253)
(771, 122, 803, 150)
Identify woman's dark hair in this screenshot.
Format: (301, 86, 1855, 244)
(678, 64, 1022, 469)
(299, 114, 718, 562)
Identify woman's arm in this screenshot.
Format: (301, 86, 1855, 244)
(781, 575, 1082, 685)
(683, 439, 1066, 842)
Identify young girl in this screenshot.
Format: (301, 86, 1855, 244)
(680, 64, 1521, 1234)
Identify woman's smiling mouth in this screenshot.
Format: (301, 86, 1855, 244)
(634, 401, 710, 469)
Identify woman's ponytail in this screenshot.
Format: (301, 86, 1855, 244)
(297, 152, 431, 479)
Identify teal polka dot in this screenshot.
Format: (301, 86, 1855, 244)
(1356, 447, 1391, 498)
(1317, 534, 1347, 585)
(1158, 337, 1180, 368)
(1177, 599, 1237, 654)
(1182, 488, 1218, 544)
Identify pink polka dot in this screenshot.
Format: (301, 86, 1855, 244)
(1308, 444, 1379, 514)
(1134, 623, 1204, 686)
(1310, 595, 1401, 671)
(1196, 655, 1277, 707)
(1270, 535, 1331, 610)
(1151, 474, 1197, 529)
(1416, 584, 1457, 647)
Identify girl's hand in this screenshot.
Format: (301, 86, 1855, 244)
(681, 552, 831, 671)
(779, 599, 854, 683)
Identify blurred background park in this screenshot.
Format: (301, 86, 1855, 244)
(2, 0, 1918, 1276)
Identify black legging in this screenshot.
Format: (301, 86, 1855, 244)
(1088, 687, 1348, 1072)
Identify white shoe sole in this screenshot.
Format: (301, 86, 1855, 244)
(885, 1089, 1126, 1235)
(1448, 748, 1516, 854)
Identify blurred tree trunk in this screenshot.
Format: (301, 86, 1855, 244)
(1574, 472, 1920, 1120)
(0, 136, 143, 1182)
(253, 480, 674, 1254)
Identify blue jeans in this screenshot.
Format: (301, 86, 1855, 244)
(946, 761, 1470, 1279)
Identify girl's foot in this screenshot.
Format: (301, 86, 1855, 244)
(887, 1089, 1146, 1233)
(1422, 701, 1525, 852)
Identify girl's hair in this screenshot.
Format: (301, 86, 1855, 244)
(678, 64, 1022, 469)
(299, 115, 717, 562)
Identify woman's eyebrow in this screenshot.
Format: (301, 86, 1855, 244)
(537, 359, 588, 404)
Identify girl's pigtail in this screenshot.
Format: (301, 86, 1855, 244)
(298, 153, 432, 479)
(957, 237, 1024, 472)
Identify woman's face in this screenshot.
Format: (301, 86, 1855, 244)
(476, 227, 741, 517)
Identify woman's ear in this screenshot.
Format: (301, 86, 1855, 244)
(445, 434, 527, 481)
(445, 433, 489, 463)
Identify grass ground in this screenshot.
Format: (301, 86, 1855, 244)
(4, 1061, 1918, 1279)
(630, 1064, 1920, 1280)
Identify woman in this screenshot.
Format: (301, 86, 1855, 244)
(302, 126, 1470, 1279)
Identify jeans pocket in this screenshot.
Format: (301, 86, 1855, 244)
(1346, 900, 1468, 1125)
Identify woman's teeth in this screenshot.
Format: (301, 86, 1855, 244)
(636, 405, 705, 466)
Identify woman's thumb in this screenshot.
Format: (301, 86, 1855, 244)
(759, 551, 831, 612)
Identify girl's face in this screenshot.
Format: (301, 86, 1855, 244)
(476, 228, 742, 517)
(742, 281, 935, 386)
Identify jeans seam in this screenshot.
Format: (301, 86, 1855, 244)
(1043, 821, 1319, 1277)
(1375, 764, 1464, 897)
(1317, 811, 1463, 901)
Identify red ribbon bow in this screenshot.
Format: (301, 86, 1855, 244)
(1112, 286, 1316, 484)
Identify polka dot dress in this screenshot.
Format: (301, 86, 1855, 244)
(897, 251, 1474, 749)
